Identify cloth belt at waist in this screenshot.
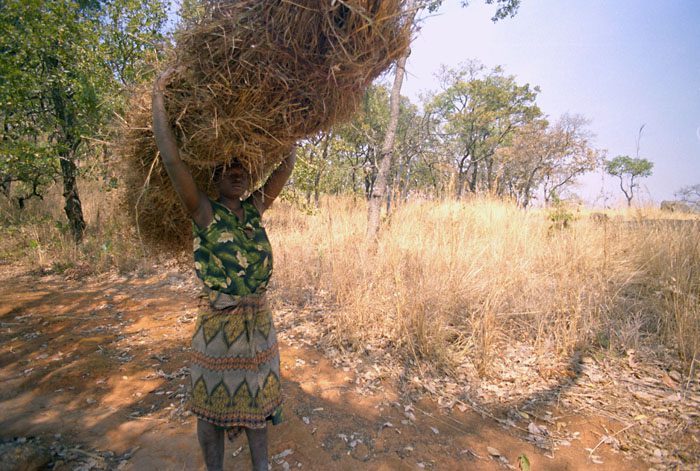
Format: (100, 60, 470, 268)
(199, 286, 267, 356)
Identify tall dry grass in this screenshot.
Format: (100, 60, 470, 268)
(266, 196, 699, 375)
(2, 187, 697, 374)
(0, 180, 151, 274)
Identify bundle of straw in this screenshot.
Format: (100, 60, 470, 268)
(117, 0, 412, 252)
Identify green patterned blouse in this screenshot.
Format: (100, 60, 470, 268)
(193, 197, 273, 301)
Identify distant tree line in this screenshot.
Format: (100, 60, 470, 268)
(1, 0, 669, 246)
(291, 60, 604, 210)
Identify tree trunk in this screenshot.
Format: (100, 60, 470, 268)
(456, 170, 465, 198)
(366, 0, 415, 239)
(60, 155, 85, 243)
(399, 157, 414, 202)
(305, 152, 314, 204)
(469, 163, 478, 193)
(50, 81, 86, 243)
(315, 136, 330, 204)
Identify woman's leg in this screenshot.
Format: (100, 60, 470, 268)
(245, 425, 269, 471)
(197, 419, 224, 471)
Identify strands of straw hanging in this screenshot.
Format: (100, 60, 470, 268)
(116, 0, 413, 252)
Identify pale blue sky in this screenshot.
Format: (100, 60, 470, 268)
(402, 0, 700, 206)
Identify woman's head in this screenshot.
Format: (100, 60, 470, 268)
(215, 161, 250, 199)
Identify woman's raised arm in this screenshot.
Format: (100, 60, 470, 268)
(152, 70, 212, 229)
(254, 146, 297, 213)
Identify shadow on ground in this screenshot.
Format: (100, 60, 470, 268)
(0, 267, 650, 470)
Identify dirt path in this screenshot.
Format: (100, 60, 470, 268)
(0, 266, 649, 470)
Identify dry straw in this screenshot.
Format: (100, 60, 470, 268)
(116, 0, 413, 252)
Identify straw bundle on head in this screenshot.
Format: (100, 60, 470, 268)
(117, 0, 413, 252)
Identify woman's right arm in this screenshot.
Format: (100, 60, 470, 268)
(152, 69, 212, 229)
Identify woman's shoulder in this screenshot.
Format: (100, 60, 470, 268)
(244, 193, 265, 217)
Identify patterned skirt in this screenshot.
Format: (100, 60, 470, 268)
(189, 292, 283, 437)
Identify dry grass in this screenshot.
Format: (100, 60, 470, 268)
(3, 190, 697, 468)
(2, 188, 697, 374)
(116, 0, 412, 253)
(266, 196, 700, 375)
(0, 181, 154, 274)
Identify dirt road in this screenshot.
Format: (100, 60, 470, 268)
(0, 266, 648, 470)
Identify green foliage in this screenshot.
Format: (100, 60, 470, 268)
(428, 60, 542, 196)
(518, 453, 530, 471)
(101, 0, 171, 88)
(422, 0, 521, 21)
(292, 85, 425, 201)
(51, 261, 75, 274)
(176, 0, 207, 29)
(461, 0, 521, 21)
(55, 220, 71, 234)
(605, 155, 654, 206)
(547, 194, 574, 231)
(605, 155, 654, 179)
(289, 60, 602, 206)
(0, 0, 168, 236)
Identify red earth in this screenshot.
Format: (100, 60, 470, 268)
(0, 266, 649, 470)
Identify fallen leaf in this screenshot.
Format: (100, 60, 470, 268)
(631, 390, 655, 402)
(273, 449, 293, 460)
(519, 453, 530, 471)
(528, 422, 542, 435)
(661, 374, 678, 389)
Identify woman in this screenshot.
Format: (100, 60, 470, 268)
(152, 69, 295, 471)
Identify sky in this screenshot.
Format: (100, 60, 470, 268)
(400, 0, 700, 206)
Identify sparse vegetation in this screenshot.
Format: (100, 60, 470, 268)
(266, 197, 699, 375)
(6, 187, 695, 374)
(0, 180, 151, 274)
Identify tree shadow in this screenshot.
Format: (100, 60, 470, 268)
(0, 269, 649, 470)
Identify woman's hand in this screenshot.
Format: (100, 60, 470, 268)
(153, 66, 176, 93)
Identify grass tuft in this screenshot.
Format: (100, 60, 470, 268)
(266, 196, 700, 374)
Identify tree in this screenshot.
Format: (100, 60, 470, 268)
(461, 0, 521, 21)
(605, 155, 654, 207)
(365, 0, 416, 238)
(365, 0, 521, 238)
(428, 61, 541, 197)
(497, 114, 601, 207)
(391, 98, 437, 204)
(675, 184, 700, 210)
(292, 84, 441, 203)
(0, 0, 167, 241)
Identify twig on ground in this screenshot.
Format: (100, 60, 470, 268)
(587, 423, 635, 460)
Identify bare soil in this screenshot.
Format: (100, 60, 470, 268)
(0, 265, 651, 470)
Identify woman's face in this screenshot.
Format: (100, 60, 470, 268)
(217, 165, 249, 199)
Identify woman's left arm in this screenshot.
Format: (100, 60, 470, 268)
(254, 146, 297, 213)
